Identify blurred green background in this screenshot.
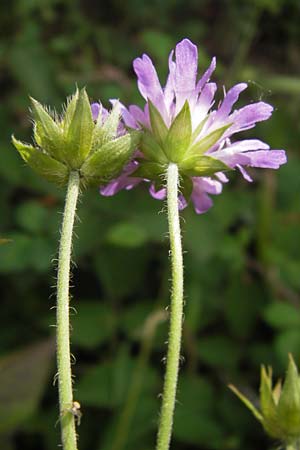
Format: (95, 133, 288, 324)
(1, 0, 300, 449)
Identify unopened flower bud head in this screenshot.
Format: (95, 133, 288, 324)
(12, 88, 140, 188)
(230, 354, 300, 448)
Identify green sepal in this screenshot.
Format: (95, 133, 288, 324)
(30, 97, 64, 162)
(81, 132, 139, 186)
(277, 355, 300, 436)
(62, 89, 79, 133)
(185, 123, 232, 158)
(228, 384, 263, 423)
(259, 366, 281, 439)
(132, 161, 165, 181)
(65, 88, 94, 168)
(148, 100, 168, 145)
(91, 102, 121, 153)
(140, 129, 168, 164)
(12, 136, 68, 185)
(191, 116, 209, 142)
(180, 175, 193, 202)
(180, 155, 231, 177)
(164, 101, 192, 162)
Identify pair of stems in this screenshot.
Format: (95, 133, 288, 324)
(56, 164, 183, 450)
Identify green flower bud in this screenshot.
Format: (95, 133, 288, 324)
(12, 88, 140, 188)
(229, 354, 300, 447)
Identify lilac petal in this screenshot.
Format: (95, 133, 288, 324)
(191, 177, 223, 214)
(174, 39, 198, 97)
(214, 83, 248, 123)
(117, 103, 138, 128)
(245, 150, 287, 169)
(149, 184, 166, 200)
(133, 54, 167, 120)
(237, 164, 253, 182)
(128, 105, 147, 127)
(230, 102, 273, 132)
(196, 57, 216, 93)
(178, 195, 188, 210)
(100, 161, 141, 196)
(212, 139, 270, 163)
(164, 50, 176, 117)
(192, 82, 217, 130)
(91, 103, 101, 121)
(191, 189, 214, 214)
(216, 172, 229, 183)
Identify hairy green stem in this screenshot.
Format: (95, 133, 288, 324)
(56, 171, 80, 450)
(156, 163, 184, 450)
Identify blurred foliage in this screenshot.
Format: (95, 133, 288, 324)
(1, 0, 300, 449)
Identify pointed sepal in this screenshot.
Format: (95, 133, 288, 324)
(30, 97, 64, 161)
(164, 101, 192, 162)
(12, 136, 68, 185)
(65, 88, 94, 168)
(81, 131, 140, 186)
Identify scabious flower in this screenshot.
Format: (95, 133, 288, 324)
(100, 38, 286, 213)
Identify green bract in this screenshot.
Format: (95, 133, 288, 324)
(230, 354, 300, 447)
(12, 88, 140, 188)
(134, 100, 231, 193)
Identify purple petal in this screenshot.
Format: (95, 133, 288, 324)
(230, 102, 273, 132)
(174, 39, 198, 103)
(164, 50, 176, 116)
(100, 161, 141, 196)
(128, 105, 148, 127)
(133, 54, 167, 120)
(149, 184, 166, 200)
(245, 150, 287, 169)
(214, 83, 248, 123)
(191, 177, 223, 214)
(236, 164, 253, 182)
(196, 57, 216, 93)
(91, 103, 101, 121)
(192, 82, 217, 130)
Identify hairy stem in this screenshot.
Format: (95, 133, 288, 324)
(56, 171, 80, 450)
(156, 163, 184, 450)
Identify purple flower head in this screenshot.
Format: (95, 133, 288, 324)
(100, 39, 287, 213)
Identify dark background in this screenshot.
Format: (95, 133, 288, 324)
(1, 1, 300, 449)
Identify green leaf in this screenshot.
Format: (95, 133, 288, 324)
(81, 132, 139, 185)
(148, 100, 168, 144)
(264, 303, 300, 330)
(181, 155, 231, 177)
(106, 222, 148, 248)
(140, 129, 168, 164)
(72, 302, 117, 349)
(164, 101, 192, 162)
(0, 339, 54, 433)
(185, 123, 232, 158)
(15, 201, 48, 233)
(65, 88, 94, 168)
(30, 97, 64, 161)
(12, 136, 68, 185)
